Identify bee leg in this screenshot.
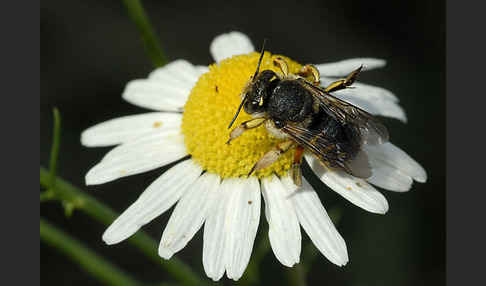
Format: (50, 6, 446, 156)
(291, 145, 304, 186)
(297, 65, 321, 86)
(226, 117, 267, 145)
(248, 140, 295, 176)
(324, 65, 363, 93)
(273, 57, 289, 78)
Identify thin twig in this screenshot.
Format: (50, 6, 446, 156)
(48, 108, 61, 188)
(240, 223, 271, 285)
(40, 167, 208, 286)
(41, 218, 140, 286)
(286, 263, 307, 286)
(121, 0, 167, 67)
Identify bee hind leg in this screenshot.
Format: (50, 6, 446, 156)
(290, 145, 304, 186)
(248, 140, 295, 176)
(324, 65, 363, 93)
(226, 117, 267, 145)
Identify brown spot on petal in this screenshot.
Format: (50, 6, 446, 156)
(215, 85, 219, 93)
(356, 182, 363, 187)
(346, 186, 352, 191)
(248, 200, 252, 205)
(153, 121, 163, 128)
(120, 170, 127, 175)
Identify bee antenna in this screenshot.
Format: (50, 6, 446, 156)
(227, 94, 248, 129)
(228, 39, 267, 130)
(253, 38, 267, 79)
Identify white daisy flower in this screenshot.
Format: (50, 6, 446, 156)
(82, 31, 427, 281)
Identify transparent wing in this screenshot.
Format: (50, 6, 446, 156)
(298, 79, 389, 145)
(282, 124, 372, 179)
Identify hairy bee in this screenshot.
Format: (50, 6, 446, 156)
(227, 43, 389, 186)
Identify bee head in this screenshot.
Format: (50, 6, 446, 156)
(242, 70, 276, 114)
(228, 39, 270, 129)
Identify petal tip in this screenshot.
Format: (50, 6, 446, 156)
(210, 31, 255, 63)
(158, 247, 174, 259)
(377, 203, 389, 214)
(102, 236, 116, 245)
(80, 132, 90, 147)
(85, 170, 101, 186)
(369, 193, 389, 214)
(414, 167, 428, 183)
(365, 58, 387, 69)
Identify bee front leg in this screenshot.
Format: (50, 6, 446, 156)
(226, 117, 267, 145)
(291, 145, 304, 186)
(273, 57, 289, 78)
(324, 65, 363, 93)
(248, 140, 295, 176)
(297, 65, 321, 86)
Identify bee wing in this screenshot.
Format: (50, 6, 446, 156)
(282, 124, 372, 179)
(298, 79, 389, 145)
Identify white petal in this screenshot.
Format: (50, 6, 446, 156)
(320, 77, 399, 102)
(123, 60, 204, 111)
(365, 142, 427, 183)
(210, 31, 255, 63)
(81, 113, 182, 147)
(367, 159, 413, 192)
(316, 58, 386, 77)
(123, 80, 187, 112)
(102, 160, 202, 244)
(261, 175, 301, 267)
(149, 60, 203, 86)
(320, 78, 405, 122)
(280, 176, 348, 266)
(306, 155, 389, 214)
(203, 179, 233, 281)
(224, 177, 261, 280)
(196, 65, 210, 74)
(158, 173, 220, 259)
(85, 130, 187, 185)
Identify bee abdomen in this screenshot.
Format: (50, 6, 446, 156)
(310, 111, 362, 163)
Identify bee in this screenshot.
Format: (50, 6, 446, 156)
(227, 43, 389, 186)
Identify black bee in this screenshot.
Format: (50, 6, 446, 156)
(227, 43, 389, 186)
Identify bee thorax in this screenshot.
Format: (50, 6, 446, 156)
(267, 80, 314, 123)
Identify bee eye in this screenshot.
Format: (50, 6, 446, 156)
(243, 97, 264, 114)
(274, 120, 284, 128)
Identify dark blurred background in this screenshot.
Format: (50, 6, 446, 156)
(40, 0, 445, 285)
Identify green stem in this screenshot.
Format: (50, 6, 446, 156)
(240, 225, 271, 285)
(286, 263, 307, 286)
(40, 167, 207, 286)
(48, 108, 61, 188)
(40, 218, 140, 286)
(121, 0, 167, 67)
(301, 205, 344, 276)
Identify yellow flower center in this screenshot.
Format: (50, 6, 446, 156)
(181, 52, 303, 178)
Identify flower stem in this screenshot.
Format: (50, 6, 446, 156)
(40, 167, 208, 286)
(121, 0, 167, 67)
(286, 263, 307, 286)
(48, 108, 61, 188)
(40, 217, 140, 286)
(240, 224, 271, 285)
(301, 206, 344, 276)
